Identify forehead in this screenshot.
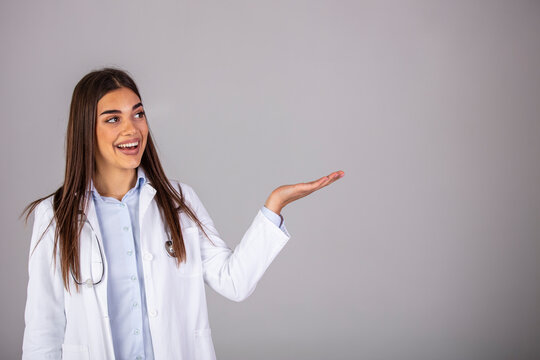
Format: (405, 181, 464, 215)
(97, 87, 141, 111)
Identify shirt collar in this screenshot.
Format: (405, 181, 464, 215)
(136, 166, 148, 188)
(90, 167, 147, 199)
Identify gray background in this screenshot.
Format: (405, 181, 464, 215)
(1, 1, 539, 359)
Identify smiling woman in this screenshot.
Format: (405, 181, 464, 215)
(21, 67, 344, 360)
(94, 88, 149, 199)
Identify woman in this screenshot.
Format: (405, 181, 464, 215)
(22, 68, 344, 360)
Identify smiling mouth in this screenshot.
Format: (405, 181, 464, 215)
(116, 141, 139, 150)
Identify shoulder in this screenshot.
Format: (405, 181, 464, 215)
(168, 179, 196, 198)
(28, 195, 57, 250)
(167, 179, 202, 208)
(33, 195, 55, 223)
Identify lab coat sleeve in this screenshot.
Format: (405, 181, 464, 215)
(22, 200, 66, 360)
(260, 205, 288, 234)
(181, 183, 291, 302)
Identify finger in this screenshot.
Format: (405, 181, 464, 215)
(294, 180, 328, 197)
(329, 170, 345, 179)
(304, 171, 344, 189)
(316, 171, 344, 188)
(328, 170, 345, 182)
(306, 176, 331, 186)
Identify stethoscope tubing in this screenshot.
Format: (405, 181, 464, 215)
(71, 213, 176, 287)
(71, 214, 105, 287)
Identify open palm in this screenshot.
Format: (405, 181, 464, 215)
(264, 170, 345, 214)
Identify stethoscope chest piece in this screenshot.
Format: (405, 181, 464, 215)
(165, 240, 176, 257)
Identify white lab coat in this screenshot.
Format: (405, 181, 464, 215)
(22, 180, 290, 359)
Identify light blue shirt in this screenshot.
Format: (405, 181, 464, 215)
(91, 167, 286, 360)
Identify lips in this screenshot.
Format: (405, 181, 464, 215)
(115, 138, 140, 155)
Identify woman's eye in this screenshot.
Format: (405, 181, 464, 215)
(106, 117, 119, 123)
(135, 111, 145, 119)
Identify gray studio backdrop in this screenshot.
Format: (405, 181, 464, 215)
(1, 1, 539, 359)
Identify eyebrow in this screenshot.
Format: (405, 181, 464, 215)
(99, 102, 143, 116)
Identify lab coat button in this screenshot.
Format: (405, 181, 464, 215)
(150, 309, 158, 317)
(123, 226, 129, 232)
(143, 252, 153, 261)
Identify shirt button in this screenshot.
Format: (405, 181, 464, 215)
(119, 203, 126, 208)
(127, 250, 133, 256)
(133, 302, 138, 308)
(123, 226, 129, 232)
(131, 275, 137, 281)
(136, 356, 143, 360)
(149, 309, 158, 317)
(143, 252, 153, 261)
(133, 329, 140, 335)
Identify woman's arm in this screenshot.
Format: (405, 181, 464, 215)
(181, 170, 344, 302)
(181, 183, 288, 302)
(22, 200, 66, 360)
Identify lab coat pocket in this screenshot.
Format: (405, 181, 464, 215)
(176, 226, 203, 277)
(194, 328, 216, 360)
(61, 343, 90, 360)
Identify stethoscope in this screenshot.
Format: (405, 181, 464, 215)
(71, 213, 105, 288)
(71, 213, 178, 287)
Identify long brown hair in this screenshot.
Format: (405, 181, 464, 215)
(22, 67, 210, 293)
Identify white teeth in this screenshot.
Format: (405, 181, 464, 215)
(117, 141, 139, 148)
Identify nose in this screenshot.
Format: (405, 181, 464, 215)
(121, 117, 137, 135)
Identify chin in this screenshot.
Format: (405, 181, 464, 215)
(118, 159, 142, 170)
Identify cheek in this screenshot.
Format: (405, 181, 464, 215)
(139, 124, 149, 145)
(95, 126, 115, 153)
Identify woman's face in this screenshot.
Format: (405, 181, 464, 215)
(95, 87, 148, 174)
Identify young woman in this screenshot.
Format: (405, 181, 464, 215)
(22, 68, 344, 360)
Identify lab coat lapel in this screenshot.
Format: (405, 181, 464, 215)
(82, 196, 115, 358)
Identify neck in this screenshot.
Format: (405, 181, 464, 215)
(93, 167, 138, 201)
